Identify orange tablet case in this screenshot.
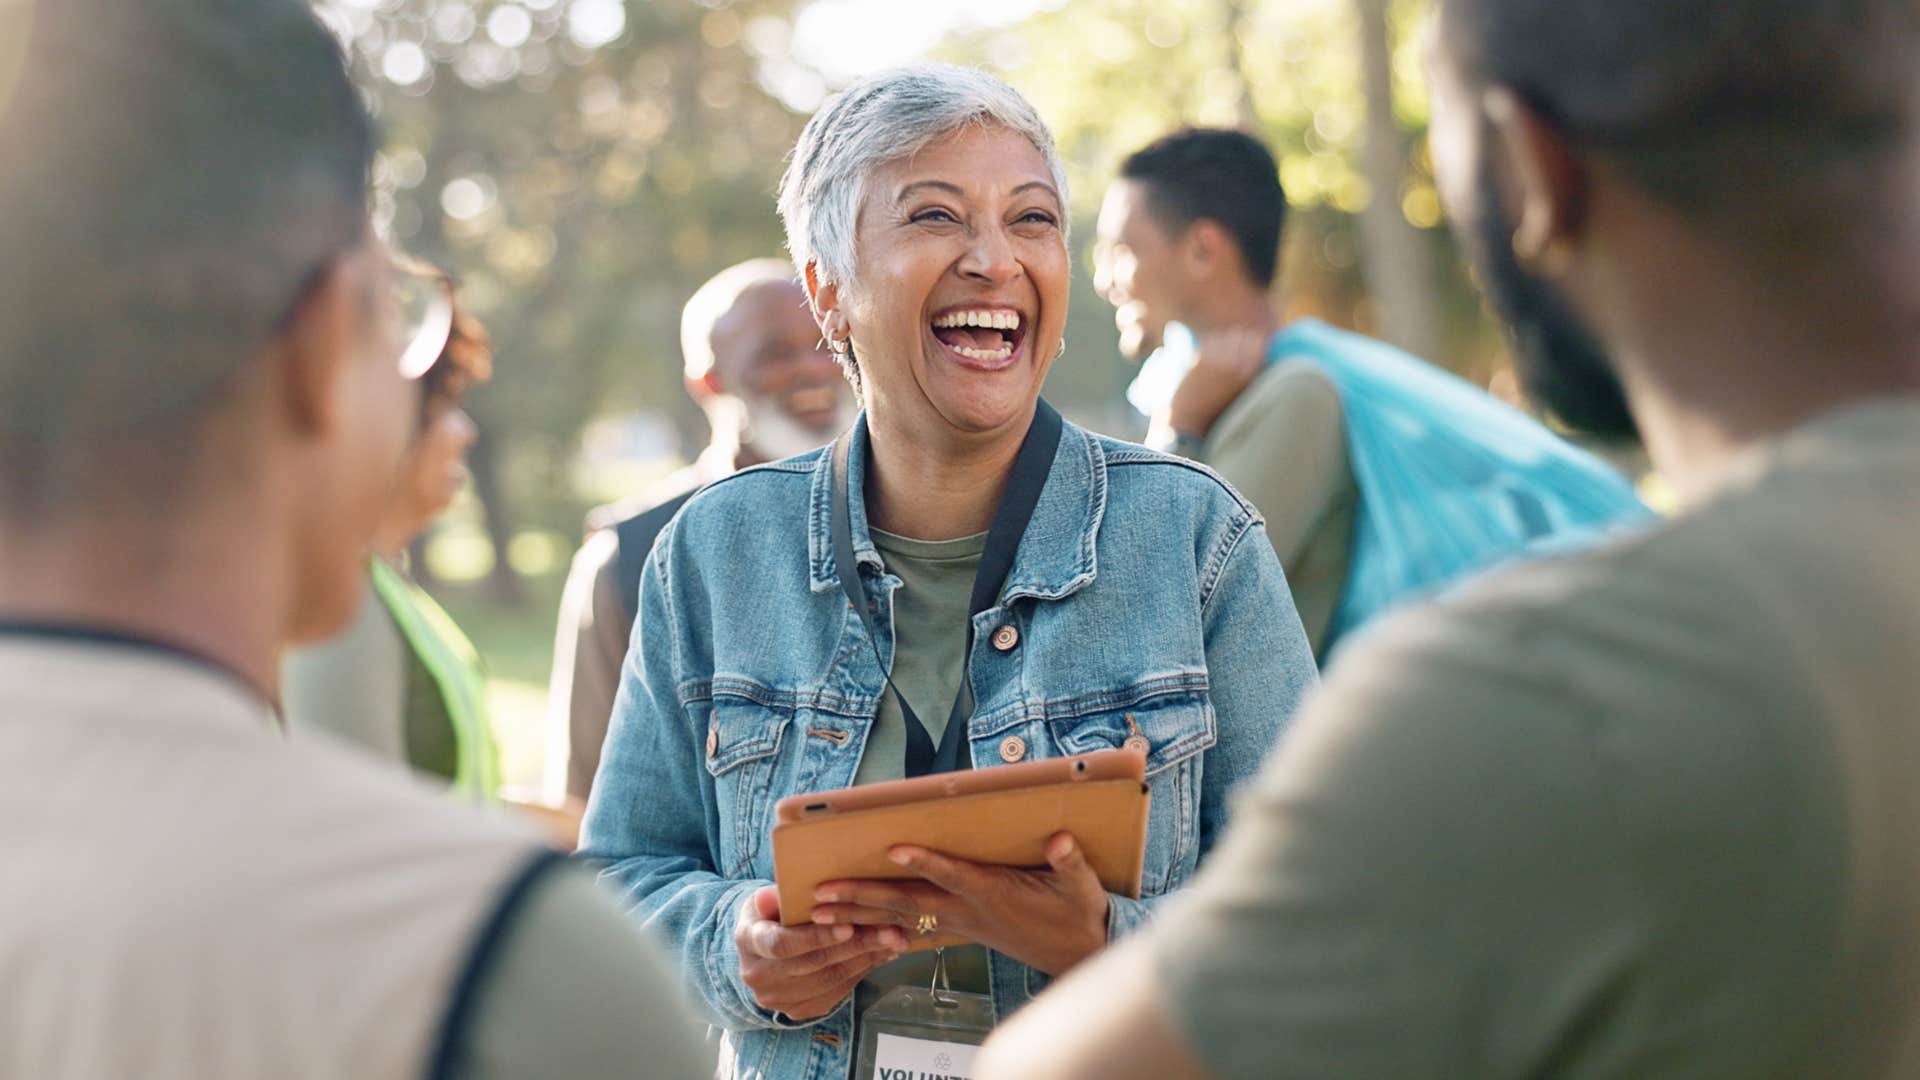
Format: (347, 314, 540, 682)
(770, 750, 1151, 951)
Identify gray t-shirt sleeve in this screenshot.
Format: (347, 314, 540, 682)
(1150, 609, 1638, 1079)
(282, 578, 408, 765)
(447, 862, 710, 1080)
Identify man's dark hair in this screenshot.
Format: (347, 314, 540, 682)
(1119, 128, 1287, 289)
(1439, 0, 1920, 211)
(0, 0, 375, 451)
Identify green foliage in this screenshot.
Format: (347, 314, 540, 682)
(944, 0, 1496, 372)
(320, 0, 812, 536)
(316, 0, 1504, 544)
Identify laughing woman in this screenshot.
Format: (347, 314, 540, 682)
(578, 64, 1316, 1079)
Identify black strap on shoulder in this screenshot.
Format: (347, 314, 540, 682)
(830, 400, 1062, 777)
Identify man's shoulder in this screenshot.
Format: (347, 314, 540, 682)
(671, 450, 820, 524)
(1327, 479, 1857, 725)
(1206, 354, 1348, 476)
(1251, 352, 1344, 404)
(1093, 431, 1262, 525)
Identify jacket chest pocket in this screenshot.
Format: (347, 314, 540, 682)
(1053, 693, 1216, 896)
(702, 702, 789, 878)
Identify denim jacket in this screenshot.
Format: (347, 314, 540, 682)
(579, 414, 1317, 1080)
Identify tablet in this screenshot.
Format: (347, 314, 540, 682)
(770, 749, 1150, 949)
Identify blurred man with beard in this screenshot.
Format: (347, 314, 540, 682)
(984, 0, 1920, 1076)
(547, 259, 853, 807)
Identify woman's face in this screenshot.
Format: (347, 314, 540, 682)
(832, 123, 1069, 441)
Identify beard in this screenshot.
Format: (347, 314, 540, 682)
(1459, 159, 1641, 441)
(740, 393, 859, 461)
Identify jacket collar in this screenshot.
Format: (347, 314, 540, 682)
(807, 407, 1105, 605)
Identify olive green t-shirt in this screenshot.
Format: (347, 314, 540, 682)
(854, 527, 992, 1003)
(1182, 359, 1358, 663)
(1152, 400, 1920, 1078)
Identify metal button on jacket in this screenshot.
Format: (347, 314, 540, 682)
(1124, 734, 1151, 756)
(990, 624, 1020, 652)
(705, 726, 719, 759)
(998, 735, 1027, 763)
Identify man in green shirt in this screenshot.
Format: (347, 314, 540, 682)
(1094, 128, 1644, 661)
(986, 0, 1920, 1075)
(1093, 132, 1356, 657)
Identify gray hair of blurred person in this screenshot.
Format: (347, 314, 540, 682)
(0, 0, 373, 512)
(680, 258, 803, 386)
(775, 63, 1069, 391)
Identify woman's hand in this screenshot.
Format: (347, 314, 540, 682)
(1167, 326, 1269, 440)
(735, 885, 907, 1020)
(809, 832, 1111, 977)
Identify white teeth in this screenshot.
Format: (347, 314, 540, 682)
(932, 310, 1022, 330)
(950, 342, 1015, 362)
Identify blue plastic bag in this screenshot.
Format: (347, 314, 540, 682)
(1132, 319, 1655, 653)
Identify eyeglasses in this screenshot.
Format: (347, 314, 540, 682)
(273, 244, 454, 380)
(386, 258, 456, 381)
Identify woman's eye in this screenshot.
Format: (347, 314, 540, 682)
(912, 208, 959, 225)
(1018, 211, 1059, 227)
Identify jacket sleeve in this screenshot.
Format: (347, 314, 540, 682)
(574, 532, 810, 1033)
(1108, 510, 1318, 941)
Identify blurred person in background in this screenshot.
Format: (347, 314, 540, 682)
(1096, 127, 1651, 663)
(0, 1, 704, 1075)
(988, 0, 1920, 1075)
(545, 258, 853, 808)
(577, 63, 1315, 1080)
(283, 281, 504, 802)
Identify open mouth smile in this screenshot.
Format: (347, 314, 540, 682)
(930, 306, 1029, 371)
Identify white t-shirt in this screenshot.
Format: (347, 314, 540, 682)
(0, 637, 705, 1079)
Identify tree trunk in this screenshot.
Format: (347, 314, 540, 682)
(1354, 0, 1443, 359)
(1219, 0, 1260, 129)
(466, 427, 526, 608)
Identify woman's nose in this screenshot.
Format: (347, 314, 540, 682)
(957, 223, 1020, 284)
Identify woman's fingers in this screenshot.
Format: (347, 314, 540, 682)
(779, 928, 904, 977)
(808, 902, 917, 927)
(811, 878, 949, 914)
(743, 917, 854, 961)
(1043, 832, 1100, 887)
(888, 845, 1003, 899)
(761, 949, 900, 1018)
(781, 963, 883, 1020)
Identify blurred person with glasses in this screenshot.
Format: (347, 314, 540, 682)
(0, 1, 703, 1077)
(283, 271, 504, 801)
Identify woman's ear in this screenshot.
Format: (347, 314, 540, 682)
(804, 261, 849, 350)
(1484, 87, 1587, 275)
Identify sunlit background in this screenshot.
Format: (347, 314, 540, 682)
(310, 0, 1483, 786)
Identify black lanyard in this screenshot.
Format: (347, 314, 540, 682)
(829, 400, 1063, 777)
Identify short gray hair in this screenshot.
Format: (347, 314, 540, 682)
(776, 63, 1070, 289)
(680, 258, 799, 382)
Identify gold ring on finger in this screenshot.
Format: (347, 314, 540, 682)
(915, 913, 939, 936)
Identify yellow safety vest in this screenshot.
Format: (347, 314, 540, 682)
(368, 557, 500, 801)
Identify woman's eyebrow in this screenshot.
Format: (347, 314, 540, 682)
(895, 179, 967, 204)
(1011, 180, 1063, 209)
(893, 179, 1062, 209)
